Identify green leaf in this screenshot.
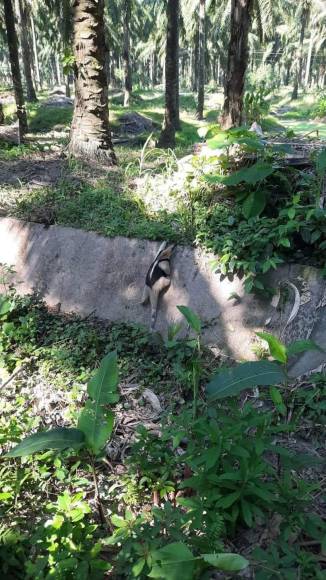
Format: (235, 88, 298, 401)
(206, 361, 286, 401)
(316, 148, 326, 174)
(177, 305, 201, 334)
(270, 386, 283, 405)
(224, 161, 274, 186)
(216, 491, 241, 508)
(256, 332, 287, 363)
(87, 351, 119, 404)
(202, 553, 249, 572)
(5, 428, 85, 457)
(77, 401, 114, 455)
(270, 387, 287, 416)
(132, 558, 146, 577)
(241, 499, 253, 527)
(206, 133, 228, 149)
(242, 191, 266, 219)
(149, 543, 195, 580)
(288, 207, 295, 220)
(287, 339, 324, 357)
(0, 297, 11, 318)
(279, 238, 291, 248)
(111, 514, 127, 528)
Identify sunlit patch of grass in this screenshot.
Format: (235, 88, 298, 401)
(261, 115, 286, 133)
(0, 141, 48, 160)
(10, 178, 185, 242)
(28, 105, 73, 133)
(280, 118, 326, 139)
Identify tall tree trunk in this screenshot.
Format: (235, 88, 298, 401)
(220, 0, 252, 129)
(292, 7, 309, 100)
(69, 0, 116, 163)
(30, 12, 41, 90)
(158, 0, 180, 148)
(55, 53, 62, 86)
(4, 0, 28, 141)
(192, 29, 199, 92)
(51, 54, 59, 85)
(196, 0, 205, 120)
(285, 62, 291, 85)
(123, 0, 132, 107)
(65, 75, 71, 97)
(0, 103, 4, 124)
(15, 0, 37, 102)
(304, 30, 315, 87)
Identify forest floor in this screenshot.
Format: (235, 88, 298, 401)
(0, 86, 325, 579)
(0, 86, 325, 240)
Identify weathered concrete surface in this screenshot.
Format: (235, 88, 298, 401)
(0, 217, 325, 376)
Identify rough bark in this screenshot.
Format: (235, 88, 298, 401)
(15, 0, 37, 102)
(196, 0, 205, 120)
(69, 0, 116, 163)
(0, 103, 4, 124)
(4, 0, 28, 141)
(292, 7, 309, 100)
(158, 0, 180, 148)
(123, 0, 132, 107)
(220, 0, 252, 129)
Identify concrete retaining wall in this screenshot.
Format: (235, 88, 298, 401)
(0, 217, 325, 376)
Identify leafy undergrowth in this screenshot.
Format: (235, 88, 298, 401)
(0, 290, 325, 579)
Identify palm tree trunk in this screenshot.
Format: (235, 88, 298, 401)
(55, 53, 62, 86)
(292, 7, 309, 100)
(15, 0, 37, 102)
(69, 0, 116, 163)
(221, 0, 252, 129)
(196, 0, 205, 120)
(30, 12, 41, 90)
(123, 0, 132, 107)
(158, 0, 180, 148)
(4, 0, 28, 141)
(304, 30, 315, 87)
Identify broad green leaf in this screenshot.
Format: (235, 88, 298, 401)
(0, 492, 13, 500)
(242, 191, 267, 219)
(202, 553, 249, 572)
(177, 305, 201, 334)
(6, 428, 85, 457)
(256, 332, 287, 363)
(206, 133, 228, 149)
(111, 514, 128, 528)
(77, 400, 114, 455)
(316, 148, 326, 174)
(132, 558, 146, 577)
(287, 339, 324, 357)
(87, 351, 119, 404)
(149, 542, 195, 580)
(270, 386, 283, 405)
(206, 361, 286, 401)
(279, 238, 291, 248)
(216, 490, 241, 508)
(224, 161, 274, 186)
(235, 136, 263, 151)
(0, 297, 11, 318)
(270, 387, 286, 416)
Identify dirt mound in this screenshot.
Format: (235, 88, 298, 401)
(42, 95, 73, 107)
(118, 112, 156, 134)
